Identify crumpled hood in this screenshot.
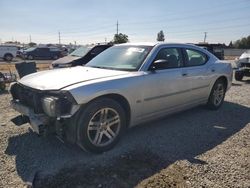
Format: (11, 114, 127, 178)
(52, 55, 81, 65)
(18, 66, 128, 90)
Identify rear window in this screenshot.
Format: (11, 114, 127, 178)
(185, 49, 208, 66)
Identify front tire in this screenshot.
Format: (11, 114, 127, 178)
(207, 79, 226, 110)
(76, 98, 126, 153)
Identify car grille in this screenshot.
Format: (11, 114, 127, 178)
(11, 84, 44, 114)
(240, 63, 250, 68)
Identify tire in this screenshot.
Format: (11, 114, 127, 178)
(207, 79, 226, 110)
(27, 55, 33, 60)
(76, 98, 126, 153)
(4, 54, 13, 61)
(235, 71, 243, 81)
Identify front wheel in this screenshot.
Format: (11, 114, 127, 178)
(76, 98, 126, 153)
(207, 79, 226, 110)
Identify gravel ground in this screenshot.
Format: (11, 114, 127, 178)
(0, 78, 249, 188)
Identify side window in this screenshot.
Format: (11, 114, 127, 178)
(153, 48, 183, 69)
(185, 49, 208, 66)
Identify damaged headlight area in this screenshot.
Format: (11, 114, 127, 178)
(42, 96, 59, 117)
(10, 83, 79, 118)
(41, 91, 79, 118)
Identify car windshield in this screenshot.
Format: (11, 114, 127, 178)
(85, 45, 152, 71)
(70, 46, 93, 57)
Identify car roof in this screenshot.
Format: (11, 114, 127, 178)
(116, 42, 158, 47)
(116, 42, 201, 47)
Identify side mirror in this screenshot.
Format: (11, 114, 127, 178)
(150, 59, 168, 71)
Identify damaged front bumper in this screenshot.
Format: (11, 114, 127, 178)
(11, 100, 50, 134)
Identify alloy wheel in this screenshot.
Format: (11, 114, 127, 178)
(213, 83, 224, 106)
(87, 108, 121, 147)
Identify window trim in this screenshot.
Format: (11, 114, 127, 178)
(182, 48, 209, 67)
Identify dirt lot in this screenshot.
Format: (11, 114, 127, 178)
(0, 75, 249, 187)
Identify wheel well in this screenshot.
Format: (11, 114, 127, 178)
(90, 94, 131, 127)
(217, 76, 228, 89)
(4, 53, 13, 57)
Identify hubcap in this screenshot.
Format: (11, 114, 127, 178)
(213, 83, 224, 106)
(6, 56, 11, 61)
(87, 108, 121, 147)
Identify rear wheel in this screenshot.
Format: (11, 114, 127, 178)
(235, 71, 243, 81)
(4, 54, 13, 61)
(76, 98, 126, 153)
(207, 79, 226, 110)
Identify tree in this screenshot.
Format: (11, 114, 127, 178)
(157, 30, 165, 42)
(28, 42, 37, 47)
(113, 33, 129, 44)
(228, 41, 233, 48)
(233, 35, 250, 49)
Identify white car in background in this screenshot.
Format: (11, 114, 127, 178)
(0, 45, 18, 61)
(235, 50, 250, 81)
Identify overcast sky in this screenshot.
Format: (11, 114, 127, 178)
(0, 0, 249, 45)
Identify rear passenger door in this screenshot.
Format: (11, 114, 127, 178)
(182, 48, 212, 101)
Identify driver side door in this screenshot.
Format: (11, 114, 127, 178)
(139, 47, 194, 120)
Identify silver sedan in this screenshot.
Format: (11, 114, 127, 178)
(10, 43, 233, 153)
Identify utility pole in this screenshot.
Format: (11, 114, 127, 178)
(29, 35, 32, 43)
(116, 20, 119, 35)
(58, 31, 61, 45)
(203, 32, 207, 43)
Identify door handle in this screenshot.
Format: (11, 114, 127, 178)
(211, 69, 215, 72)
(182, 73, 188, 76)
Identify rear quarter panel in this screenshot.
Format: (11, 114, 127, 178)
(208, 60, 233, 92)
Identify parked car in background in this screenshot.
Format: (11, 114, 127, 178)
(51, 44, 112, 68)
(0, 45, 18, 61)
(234, 50, 250, 81)
(195, 43, 224, 60)
(23, 47, 63, 60)
(9, 43, 232, 153)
